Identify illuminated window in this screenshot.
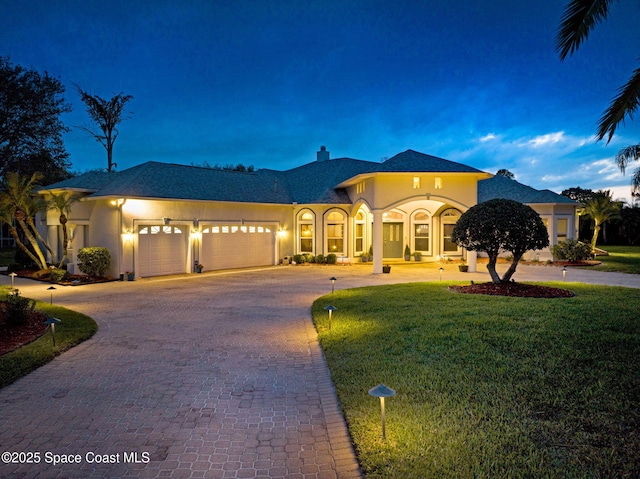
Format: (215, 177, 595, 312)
(325, 210, 346, 254)
(435, 177, 442, 189)
(413, 177, 421, 189)
(297, 210, 314, 253)
(557, 218, 568, 243)
(413, 211, 430, 252)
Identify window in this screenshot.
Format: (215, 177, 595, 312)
(413, 177, 421, 189)
(297, 210, 314, 253)
(557, 218, 568, 243)
(325, 210, 346, 254)
(355, 211, 366, 253)
(413, 211, 430, 252)
(441, 209, 461, 253)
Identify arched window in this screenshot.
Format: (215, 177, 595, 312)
(441, 208, 461, 254)
(297, 210, 314, 253)
(325, 210, 346, 255)
(355, 211, 367, 254)
(412, 211, 430, 252)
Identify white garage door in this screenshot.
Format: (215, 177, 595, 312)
(201, 224, 274, 271)
(137, 225, 188, 277)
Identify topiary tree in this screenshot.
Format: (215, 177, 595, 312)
(452, 199, 549, 283)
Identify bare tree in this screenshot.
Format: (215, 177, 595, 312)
(76, 87, 133, 172)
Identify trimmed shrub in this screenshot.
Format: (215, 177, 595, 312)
(551, 239, 592, 262)
(77, 247, 111, 277)
(4, 289, 36, 326)
(303, 253, 315, 263)
(49, 268, 67, 283)
(293, 254, 305, 264)
(315, 254, 325, 264)
(326, 253, 337, 264)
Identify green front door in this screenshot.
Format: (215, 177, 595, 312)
(383, 223, 403, 258)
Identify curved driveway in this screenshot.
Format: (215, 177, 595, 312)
(1, 263, 639, 479)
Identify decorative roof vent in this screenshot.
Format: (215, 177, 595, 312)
(317, 145, 330, 162)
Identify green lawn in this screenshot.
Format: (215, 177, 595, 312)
(0, 287, 98, 388)
(588, 245, 640, 274)
(312, 282, 640, 479)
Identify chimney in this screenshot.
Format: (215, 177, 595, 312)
(316, 145, 330, 162)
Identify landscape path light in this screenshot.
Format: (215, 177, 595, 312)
(324, 305, 336, 330)
(9, 272, 17, 288)
(368, 383, 396, 440)
(47, 286, 56, 304)
(439, 267, 444, 281)
(562, 266, 567, 281)
(330, 277, 337, 294)
(44, 317, 61, 347)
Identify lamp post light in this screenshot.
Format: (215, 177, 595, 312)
(368, 383, 396, 440)
(439, 267, 444, 281)
(9, 272, 17, 288)
(44, 317, 61, 347)
(324, 305, 336, 330)
(330, 277, 337, 294)
(47, 286, 56, 304)
(562, 266, 567, 281)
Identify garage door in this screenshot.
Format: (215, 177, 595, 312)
(137, 225, 188, 277)
(201, 224, 274, 271)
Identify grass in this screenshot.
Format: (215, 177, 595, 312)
(312, 282, 640, 478)
(587, 245, 640, 274)
(0, 287, 98, 388)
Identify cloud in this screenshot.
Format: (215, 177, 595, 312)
(527, 131, 565, 147)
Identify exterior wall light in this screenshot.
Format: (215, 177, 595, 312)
(330, 276, 337, 293)
(368, 383, 396, 440)
(122, 229, 134, 243)
(277, 229, 287, 238)
(324, 305, 336, 330)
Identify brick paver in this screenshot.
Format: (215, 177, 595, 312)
(1, 263, 638, 478)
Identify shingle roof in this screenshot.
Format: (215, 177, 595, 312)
(478, 175, 577, 204)
(40, 151, 575, 207)
(379, 149, 486, 173)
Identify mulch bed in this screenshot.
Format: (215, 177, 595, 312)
(449, 282, 575, 298)
(0, 303, 49, 356)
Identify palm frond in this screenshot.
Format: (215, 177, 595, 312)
(556, 0, 614, 61)
(615, 144, 640, 173)
(597, 65, 640, 142)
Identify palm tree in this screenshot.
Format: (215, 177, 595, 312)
(0, 172, 51, 269)
(76, 87, 133, 173)
(557, 0, 640, 191)
(47, 191, 77, 268)
(582, 192, 621, 252)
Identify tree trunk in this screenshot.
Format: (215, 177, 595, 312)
(591, 221, 601, 252)
(501, 253, 524, 283)
(57, 217, 69, 268)
(11, 222, 46, 269)
(25, 215, 57, 264)
(486, 254, 502, 283)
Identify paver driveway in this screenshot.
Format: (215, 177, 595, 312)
(1, 263, 639, 479)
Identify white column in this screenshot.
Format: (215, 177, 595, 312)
(372, 210, 384, 274)
(467, 250, 477, 272)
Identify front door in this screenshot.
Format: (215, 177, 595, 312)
(383, 223, 403, 258)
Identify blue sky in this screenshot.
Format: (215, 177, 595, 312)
(3, 0, 640, 201)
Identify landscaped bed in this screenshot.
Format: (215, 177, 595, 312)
(312, 282, 640, 478)
(0, 287, 98, 388)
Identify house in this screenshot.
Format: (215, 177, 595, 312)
(37, 148, 578, 277)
